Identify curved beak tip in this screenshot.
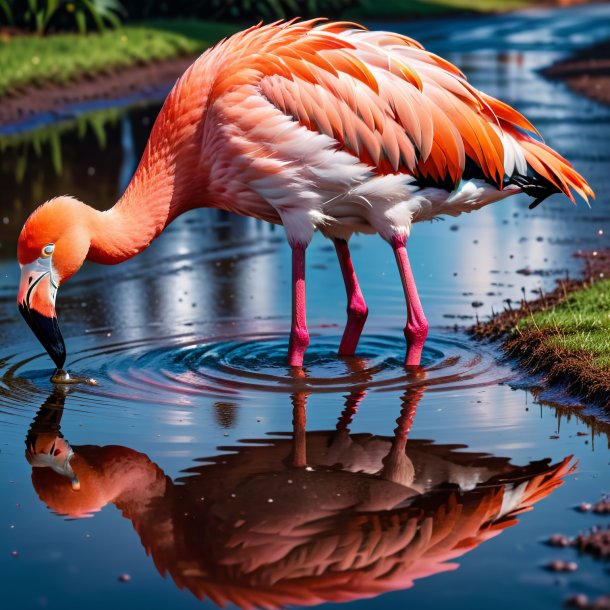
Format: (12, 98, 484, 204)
(19, 303, 66, 370)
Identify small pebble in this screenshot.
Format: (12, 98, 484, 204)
(10, 550, 18, 558)
(547, 559, 578, 572)
(118, 574, 131, 583)
(548, 534, 570, 547)
(565, 594, 589, 609)
(577, 502, 592, 513)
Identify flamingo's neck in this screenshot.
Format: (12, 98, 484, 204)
(87, 62, 213, 265)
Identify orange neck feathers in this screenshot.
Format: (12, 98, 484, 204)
(86, 60, 215, 265)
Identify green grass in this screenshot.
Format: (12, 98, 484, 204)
(346, 0, 530, 20)
(0, 19, 239, 97)
(521, 280, 610, 369)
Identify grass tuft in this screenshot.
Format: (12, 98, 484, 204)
(0, 20, 238, 97)
(471, 251, 610, 409)
(521, 280, 610, 368)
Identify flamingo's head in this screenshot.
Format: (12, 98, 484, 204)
(17, 196, 91, 370)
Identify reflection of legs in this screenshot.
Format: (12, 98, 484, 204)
(391, 235, 428, 366)
(335, 389, 367, 433)
(334, 238, 368, 356)
(334, 355, 372, 431)
(381, 386, 425, 485)
(288, 244, 310, 367)
(290, 391, 308, 468)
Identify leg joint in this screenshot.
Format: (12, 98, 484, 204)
(405, 316, 428, 344)
(290, 326, 310, 350)
(347, 295, 369, 320)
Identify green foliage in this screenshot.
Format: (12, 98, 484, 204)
(120, 0, 360, 22)
(346, 0, 528, 20)
(0, 0, 13, 23)
(521, 280, 610, 369)
(2, 0, 125, 34)
(204, 0, 358, 21)
(0, 20, 238, 96)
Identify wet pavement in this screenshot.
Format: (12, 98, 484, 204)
(0, 4, 609, 610)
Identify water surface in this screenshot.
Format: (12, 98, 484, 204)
(1, 5, 609, 610)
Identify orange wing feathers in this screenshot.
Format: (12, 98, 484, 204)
(207, 19, 592, 202)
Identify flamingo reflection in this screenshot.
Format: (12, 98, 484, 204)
(26, 382, 572, 610)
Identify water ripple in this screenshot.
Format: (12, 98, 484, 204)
(0, 329, 513, 409)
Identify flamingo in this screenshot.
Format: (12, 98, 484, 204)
(17, 19, 594, 371)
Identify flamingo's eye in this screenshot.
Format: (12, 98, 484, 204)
(41, 244, 54, 258)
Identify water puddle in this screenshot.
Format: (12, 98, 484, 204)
(1, 5, 610, 610)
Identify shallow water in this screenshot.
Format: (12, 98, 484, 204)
(1, 5, 610, 610)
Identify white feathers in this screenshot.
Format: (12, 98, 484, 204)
(211, 87, 523, 246)
(497, 127, 528, 178)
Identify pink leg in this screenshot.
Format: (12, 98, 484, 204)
(288, 244, 310, 367)
(334, 238, 368, 356)
(391, 235, 429, 366)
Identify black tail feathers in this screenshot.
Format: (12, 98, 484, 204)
(507, 174, 560, 210)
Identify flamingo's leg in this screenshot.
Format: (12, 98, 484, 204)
(334, 238, 368, 356)
(391, 234, 429, 366)
(288, 243, 310, 367)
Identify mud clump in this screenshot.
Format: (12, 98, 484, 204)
(565, 594, 610, 610)
(573, 526, 610, 560)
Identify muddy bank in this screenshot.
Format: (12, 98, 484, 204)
(471, 250, 610, 410)
(543, 38, 610, 106)
(0, 55, 195, 127)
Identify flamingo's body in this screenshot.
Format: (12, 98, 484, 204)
(17, 20, 593, 370)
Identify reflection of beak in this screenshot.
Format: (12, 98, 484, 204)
(26, 436, 80, 491)
(18, 261, 66, 369)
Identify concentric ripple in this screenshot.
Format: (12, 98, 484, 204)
(1, 328, 514, 407)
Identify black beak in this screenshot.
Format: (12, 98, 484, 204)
(19, 303, 66, 369)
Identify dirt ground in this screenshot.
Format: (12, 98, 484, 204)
(0, 56, 194, 127)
